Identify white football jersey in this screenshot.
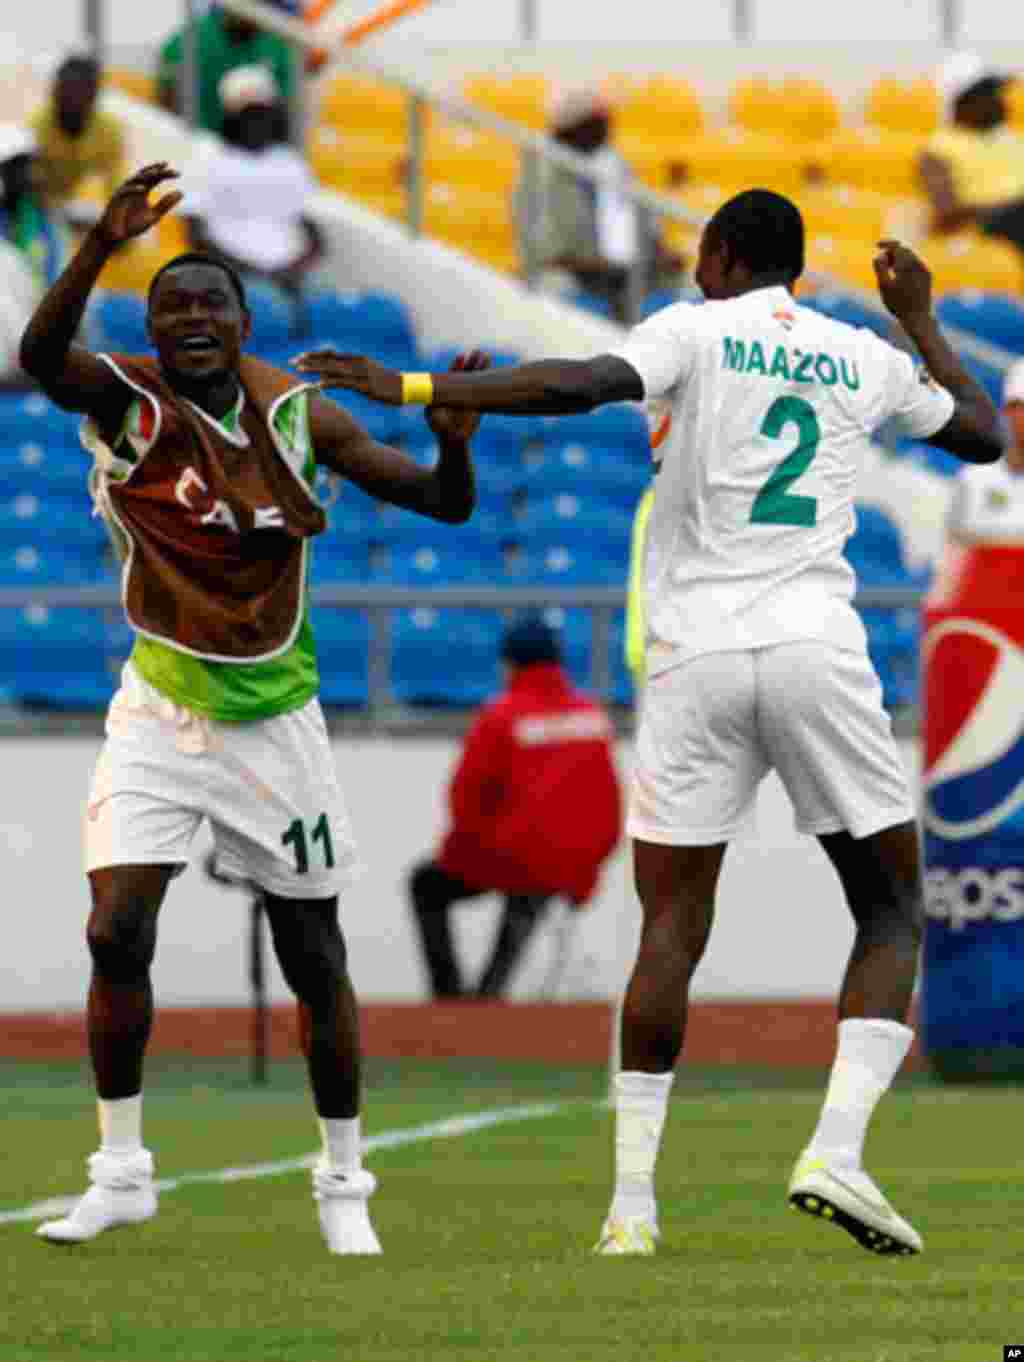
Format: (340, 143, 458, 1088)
(946, 459, 1024, 542)
(611, 285, 955, 678)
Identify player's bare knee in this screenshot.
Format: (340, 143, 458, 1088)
(86, 898, 157, 982)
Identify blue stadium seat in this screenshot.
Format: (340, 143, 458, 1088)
(845, 504, 920, 587)
(306, 290, 418, 369)
(424, 347, 521, 372)
(370, 536, 504, 585)
(893, 438, 960, 479)
(518, 494, 633, 551)
(311, 607, 370, 706)
(610, 608, 634, 707)
(567, 290, 615, 320)
(0, 606, 115, 708)
(537, 605, 594, 692)
(0, 542, 107, 586)
(391, 607, 501, 705)
(309, 538, 370, 583)
(0, 392, 81, 447)
(861, 605, 920, 709)
(2, 441, 93, 498)
(936, 291, 1024, 355)
(537, 403, 649, 448)
(245, 281, 298, 350)
(0, 492, 107, 551)
(526, 442, 649, 509)
(504, 532, 627, 585)
(801, 289, 891, 340)
(641, 289, 687, 320)
(962, 352, 1003, 405)
(95, 290, 149, 352)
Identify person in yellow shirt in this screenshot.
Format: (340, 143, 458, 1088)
(29, 55, 126, 225)
(918, 52, 1024, 258)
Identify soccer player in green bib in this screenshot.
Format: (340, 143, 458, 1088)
(19, 163, 486, 1254)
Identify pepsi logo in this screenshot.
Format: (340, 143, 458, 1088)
(922, 617, 1024, 841)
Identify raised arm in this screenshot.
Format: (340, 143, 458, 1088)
(19, 163, 183, 429)
(874, 240, 1001, 463)
(308, 352, 488, 524)
(293, 349, 643, 416)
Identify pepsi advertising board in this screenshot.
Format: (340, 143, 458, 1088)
(922, 544, 1024, 1080)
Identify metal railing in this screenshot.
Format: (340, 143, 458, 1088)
(0, 582, 925, 713)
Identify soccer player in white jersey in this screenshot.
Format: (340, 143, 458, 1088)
(294, 189, 1001, 1259)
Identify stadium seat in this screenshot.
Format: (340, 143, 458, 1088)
(803, 235, 883, 293)
(0, 393, 81, 447)
(935, 291, 1024, 354)
(505, 530, 628, 585)
(310, 606, 370, 707)
(244, 281, 299, 350)
(669, 130, 813, 197)
(861, 605, 921, 708)
(308, 125, 404, 198)
(1007, 79, 1024, 132)
(567, 290, 616, 320)
(390, 606, 502, 705)
(614, 76, 704, 143)
(962, 352, 1004, 405)
(845, 505, 921, 587)
(798, 287, 892, 339)
(864, 76, 941, 136)
(920, 234, 1024, 296)
(730, 76, 840, 142)
(0, 542, 107, 586)
(319, 75, 410, 139)
(0, 606, 115, 708)
(527, 441, 649, 507)
(309, 538, 371, 584)
(95, 291, 149, 352)
(895, 438, 961, 479)
(423, 122, 520, 194)
(461, 75, 549, 131)
(537, 604, 594, 692)
(0, 492, 107, 550)
(370, 536, 505, 585)
(104, 67, 156, 104)
(808, 128, 923, 196)
(3, 441, 92, 498)
(795, 186, 903, 246)
(306, 290, 419, 369)
(538, 403, 649, 448)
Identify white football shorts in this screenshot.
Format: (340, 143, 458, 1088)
(84, 661, 362, 899)
(628, 642, 914, 846)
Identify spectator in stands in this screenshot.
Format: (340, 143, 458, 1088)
(29, 54, 126, 229)
(408, 615, 621, 999)
(156, 1, 297, 135)
(919, 52, 1024, 260)
(0, 126, 65, 386)
(181, 66, 324, 326)
(512, 85, 684, 323)
(946, 358, 1024, 543)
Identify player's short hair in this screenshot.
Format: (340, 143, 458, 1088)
(704, 189, 805, 283)
(147, 253, 249, 313)
(57, 54, 100, 84)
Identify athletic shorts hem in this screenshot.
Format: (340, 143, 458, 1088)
(626, 816, 742, 847)
(215, 852, 366, 900)
(84, 852, 188, 875)
(795, 806, 916, 840)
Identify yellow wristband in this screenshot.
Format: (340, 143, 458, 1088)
(401, 372, 434, 405)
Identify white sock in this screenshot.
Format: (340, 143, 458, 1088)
(806, 1018, 914, 1167)
(608, 1070, 674, 1226)
(97, 1095, 144, 1156)
(318, 1116, 362, 1174)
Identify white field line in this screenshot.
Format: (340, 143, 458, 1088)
(0, 1100, 574, 1227)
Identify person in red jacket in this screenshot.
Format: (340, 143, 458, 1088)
(409, 615, 622, 998)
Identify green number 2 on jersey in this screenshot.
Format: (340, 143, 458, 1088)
(750, 396, 820, 527)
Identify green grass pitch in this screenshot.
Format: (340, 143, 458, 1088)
(1, 1057, 1022, 1362)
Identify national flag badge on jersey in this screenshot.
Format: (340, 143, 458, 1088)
(646, 399, 672, 451)
(772, 306, 797, 330)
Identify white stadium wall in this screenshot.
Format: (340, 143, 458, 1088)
(2, 734, 920, 1011)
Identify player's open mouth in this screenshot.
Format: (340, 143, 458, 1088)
(178, 334, 220, 354)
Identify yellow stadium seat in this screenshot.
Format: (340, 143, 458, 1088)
(104, 67, 156, 104)
(807, 128, 924, 196)
(319, 75, 411, 139)
(614, 76, 704, 142)
(1006, 80, 1024, 132)
(308, 126, 404, 196)
(795, 185, 914, 244)
(919, 232, 1024, 295)
(803, 234, 880, 292)
(730, 77, 839, 142)
(423, 122, 520, 194)
(864, 77, 941, 136)
(98, 242, 176, 295)
(669, 130, 815, 196)
(423, 182, 519, 273)
(462, 75, 549, 131)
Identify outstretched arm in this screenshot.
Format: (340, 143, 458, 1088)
(874, 239, 1001, 464)
(308, 352, 487, 523)
(293, 349, 643, 416)
(19, 163, 183, 429)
